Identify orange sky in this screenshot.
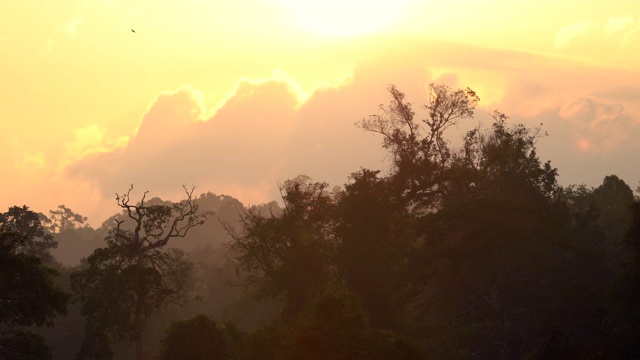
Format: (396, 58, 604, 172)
(2, 0, 639, 226)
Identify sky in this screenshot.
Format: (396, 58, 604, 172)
(2, 0, 639, 226)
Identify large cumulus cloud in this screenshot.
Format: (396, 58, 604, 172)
(63, 57, 433, 206)
(62, 39, 640, 224)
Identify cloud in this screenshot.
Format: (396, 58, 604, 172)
(63, 59, 432, 207)
(495, 75, 640, 157)
(604, 15, 635, 37)
(211, 70, 316, 111)
(62, 124, 129, 166)
(621, 25, 640, 49)
(16, 152, 48, 179)
(555, 21, 598, 49)
(593, 86, 640, 103)
(131, 86, 206, 147)
(558, 97, 634, 153)
(554, 15, 640, 61)
(55, 38, 640, 224)
(66, 125, 106, 157)
(498, 79, 557, 118)
(64, 74, 305, 203)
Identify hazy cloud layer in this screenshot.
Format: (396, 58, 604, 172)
(555, 15, 640, 63)
(559, 97, 633, 152)
(64, 65, 397, 208)
(52, 39, 640, 223)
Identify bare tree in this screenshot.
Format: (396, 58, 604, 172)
(72, 185, 211, 360)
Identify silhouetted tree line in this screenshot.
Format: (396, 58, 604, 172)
(1, 83, 639, 359)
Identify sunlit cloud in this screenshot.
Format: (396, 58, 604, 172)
(554, 15, 640, 63)
(63, 41, 640, 204)
(621, 24, 640, 49)
(133, 85, 207, 142)
(65, 124, 128, 159)
(555, 21, 597, 49)
(604, 15, 635, 37)
(16, 152, 48, 179)
(4, 6, 640, 225)
(559, 97, 634, 153)
(209, 69, 352, 118)
(65, 78, 299, 202)
(66, 125, 107, 156)
(498, 79, 557, 118)
(63, 63, 407, 210)
(210, 70, 308, 117)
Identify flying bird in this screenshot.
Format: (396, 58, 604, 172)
(131, 29, 136, 33)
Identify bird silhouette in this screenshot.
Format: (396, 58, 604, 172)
(131, 29, 136, 33)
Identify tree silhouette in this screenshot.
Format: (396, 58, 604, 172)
(358, 83, 479, 210)
(0, 206, 69, 359)
(335, 168, 415, 329)
(71, 185, 210, 360)
(158, 315, 243, 360)
(43, 205, 89, 234)
(608, 200, 640, 359)
(225, 178, 337, 317)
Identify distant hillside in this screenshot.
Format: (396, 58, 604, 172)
(50, 192, 281, 267)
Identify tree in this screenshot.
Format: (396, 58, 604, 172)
(1, 205, 58, 261)
(359, 85, 602, 358)
(592, 175, 635, 247)
(608, 200, 640, 359)
(560, 176, 635, 302)
(0, 206, 69, 359)
(43, 205, 89, 234)
(283, 287, 421, 360)
(225, 178, 337, 317)
(71, 185, 210, 360)
(157, 315, 244, 360)
(358, 83, 479, 210)
(411, 115, 572, 359)
(449, 111, 558, 200)
(334, 169, 415, 329)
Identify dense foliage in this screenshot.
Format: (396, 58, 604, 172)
(157, 315, 243, 360)
(0, 206, 69, 359)
(223, 84, 640, 359)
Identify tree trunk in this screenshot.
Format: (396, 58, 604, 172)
(135, 252, 145, 360)
(135, 331, 143, 360)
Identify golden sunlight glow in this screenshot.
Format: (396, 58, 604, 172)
(2, 0, 640, 227)
(281, 0, 414, 36)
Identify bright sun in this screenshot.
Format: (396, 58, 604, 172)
(281, 0, 414, 37)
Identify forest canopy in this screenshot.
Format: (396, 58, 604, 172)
(1, 83, 639, 360)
